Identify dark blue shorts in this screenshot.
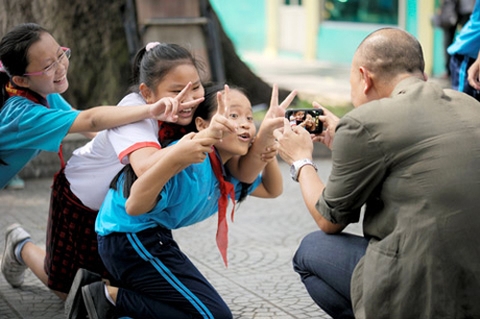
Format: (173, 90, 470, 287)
(98, 226, 232, 318)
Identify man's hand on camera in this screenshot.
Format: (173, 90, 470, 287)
(274, 118, 314, 166)
(311, 102, 339, 150)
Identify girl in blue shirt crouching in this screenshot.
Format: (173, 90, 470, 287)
(82, 85, 286, 319)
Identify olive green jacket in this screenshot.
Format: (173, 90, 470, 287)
(317, 77, 480, 318)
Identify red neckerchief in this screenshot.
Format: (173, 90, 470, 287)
(208, 147, 236, 267)
(5, 81, 48, 106)
(157, 121, 189, 147)
(5, 82, 65, 168)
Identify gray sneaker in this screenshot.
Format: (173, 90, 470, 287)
(82, 282, 115, 319)
(65, 268, 102, 319)
(1, 223, 30, 287)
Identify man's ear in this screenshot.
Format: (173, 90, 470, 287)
(195, 117, 209, 131)
(139, 83, 153, 103)
(359, 66, 373, 95)
(11, 75, 29, 89)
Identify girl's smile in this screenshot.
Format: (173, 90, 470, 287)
(146, 64, 204, 126)
(16, 32, 70, 97)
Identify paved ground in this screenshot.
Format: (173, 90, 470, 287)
(242, 52, 353, 108)
(0, 156, 365, 319)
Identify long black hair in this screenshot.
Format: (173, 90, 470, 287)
(128, 42, 205, 93)
(0, 23, 48, 109)
(0, 23, 49, 165)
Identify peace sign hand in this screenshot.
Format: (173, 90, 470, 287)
(204, 84, 237, 141)
(149, 82, 204, 122)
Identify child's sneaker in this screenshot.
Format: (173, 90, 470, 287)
(1, 223, 30, 287)
(65, 268, 102, 319)
(82, 281, 115, 319)
(5, 175, 25, 190)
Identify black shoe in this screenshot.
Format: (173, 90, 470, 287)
(82, 281, 115, 319)
(65, 268, 102, 319)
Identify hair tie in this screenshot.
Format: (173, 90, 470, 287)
(146, 42, 161, 52)
(0, 61, 7, 73)
(0, 60, 11, 77)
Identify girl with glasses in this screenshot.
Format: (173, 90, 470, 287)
(0, 23, 190, 190)
(0, 23, 201, 299)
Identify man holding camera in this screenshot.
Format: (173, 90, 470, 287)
(274, 28, 480, 319)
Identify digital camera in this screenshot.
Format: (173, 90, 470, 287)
(285, 108, 323, 134)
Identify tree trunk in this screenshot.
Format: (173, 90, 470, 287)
(203, 1, 294, 106)
(0, 0, 293, 109)
(0, 0, 131, 110)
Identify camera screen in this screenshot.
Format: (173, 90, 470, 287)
(285, 109, 323, 133)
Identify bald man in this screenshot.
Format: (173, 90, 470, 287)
(275, 28, 480, 319)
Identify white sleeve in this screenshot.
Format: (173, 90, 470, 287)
(107, 93, 161, 164)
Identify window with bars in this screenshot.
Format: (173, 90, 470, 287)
(323, 0, 398, 24)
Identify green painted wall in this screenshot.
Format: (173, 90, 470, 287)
(433, 29, 447, 76)
(209, 0, 266, 53)
(210, 0, 445, 76)
(405, 0, 418, 37)
(404, 0, 445, 76)
(432, 0, 447, 75)
(316, 23, 380, 66)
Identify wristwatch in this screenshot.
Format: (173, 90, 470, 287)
(290, 158, 317, 182)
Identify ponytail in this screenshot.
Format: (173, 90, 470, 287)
(128, 47, 147, 93)
(0, 23, 48, 110)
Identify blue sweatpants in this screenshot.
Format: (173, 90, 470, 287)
(98, 226, 232, 319)
(449, 54, 480, 101)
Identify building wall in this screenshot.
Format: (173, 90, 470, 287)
(210, 0, 446, 76)
(316, 22, 379, 65)
(209, 0, 266, 54)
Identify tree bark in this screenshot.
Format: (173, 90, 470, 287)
(0, 0, 131, 110)
(204, 1, 294, 106)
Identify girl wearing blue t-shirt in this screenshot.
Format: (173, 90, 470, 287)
(80, 86, 284, 319)
(448, 0, 480, 100)
(0, 23, 198, 300)
(0, 23, 192, 188)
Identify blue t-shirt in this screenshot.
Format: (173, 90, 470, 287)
(96, 150, 262, 236)
(447, 0, 480, 58)
(0, 93, 79, 188)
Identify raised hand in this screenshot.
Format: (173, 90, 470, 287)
(259, 84, 297, 133)
(174, 132, 218, 165)
(264, 84, 297, 125)
(148, 82, 204, 122)
(273, 118, 314, 166)
(467, 52, 480, 91)
(259, 142, 280, 163)
(311, 102, 339, 149)
(253, 84, 297, 161)
(204, 84, 238, 141)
